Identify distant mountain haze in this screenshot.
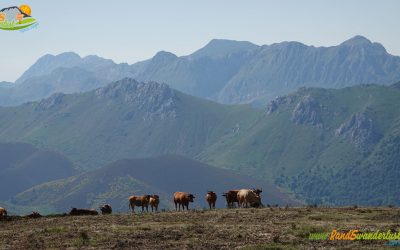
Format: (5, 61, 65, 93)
(13, 155, 297, 213)
(1, 35, 399, 106)
(0, 142, 77, 200)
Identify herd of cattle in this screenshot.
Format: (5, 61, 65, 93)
(0, 188, 263, 218)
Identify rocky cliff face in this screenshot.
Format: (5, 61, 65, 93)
(335, 112, 382, 154)
(266, 96, 293, 115)
(35, 93, 65, 111)
(291, 95, 323, 128)
(95, 78, 177, 120)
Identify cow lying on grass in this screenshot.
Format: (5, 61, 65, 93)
(27, 211, 42, 219)
(69, 208, 98, 216)
(100, 204, 112, 215)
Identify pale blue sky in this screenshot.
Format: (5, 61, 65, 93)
(1, 0, 399, 82)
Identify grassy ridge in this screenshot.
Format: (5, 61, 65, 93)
(1, 207, 399, 249)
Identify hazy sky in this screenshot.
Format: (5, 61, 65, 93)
(1, 0, 399, 82)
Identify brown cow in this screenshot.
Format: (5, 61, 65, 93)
(237, 189, 262, 208)
(100, 204, 112, 215)
(222, 190, 239, 208)
(129, 195, 151, 212)
(149, 195, 160, 212)
(69, 208, 99, 216)
(173, 192, 195, 211)
(205, 191, 217, 209)
(27, 211, 42, 219)
(0, 207, 7, 217)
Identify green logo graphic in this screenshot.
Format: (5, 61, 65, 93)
(0, 5, 37, 31)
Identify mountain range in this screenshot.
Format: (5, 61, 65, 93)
(0, 78, 256, 170)
(0, 78, 399, 209)
(1, 35, 400, 106)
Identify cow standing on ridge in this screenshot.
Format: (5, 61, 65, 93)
(205, 191, 217, 209)
(222, 190, 240, 208)
(149, 195, 160, 212)
(237, 189, 262, 208)
(129, 195, 151, 212)
(173, 192, 195, 211)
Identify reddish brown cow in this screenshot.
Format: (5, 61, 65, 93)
(237, 189, 262, 208)
(0, 207, 7, 217)
(129, 195, 151, 212)
(173, 192, 195, 211)
(222, 190, 239, 208)
(100, 204, 112, 215)
(69, 208, 99, 216)
(149, 195, 160, 212)
(205, 191, 217, 209)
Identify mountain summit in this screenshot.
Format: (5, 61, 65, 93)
(341, 35, 372, 46)
(190, 39, 258, 58)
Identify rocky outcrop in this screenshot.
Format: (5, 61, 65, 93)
(290, 95, 322, 128)
(266, 96, 293, 115)
(36, 93, 65, 111)
(95, 78, 177, 120)
(335, 112, 382, 154)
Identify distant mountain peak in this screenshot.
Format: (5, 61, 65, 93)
(341, 35, 372, 46)
(190, 39, 259, 58)
(152, 51, 178, 61)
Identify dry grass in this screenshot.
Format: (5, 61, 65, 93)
(0, 207, 399, 249)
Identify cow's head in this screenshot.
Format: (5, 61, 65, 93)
(252, 188, 262, 195)
(145, 195, 151, 200)
(151, 195, 159, 199)
(188, 194, 195, 202)
(207, 191, 215, 195)
(69, 208, 77, 214)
